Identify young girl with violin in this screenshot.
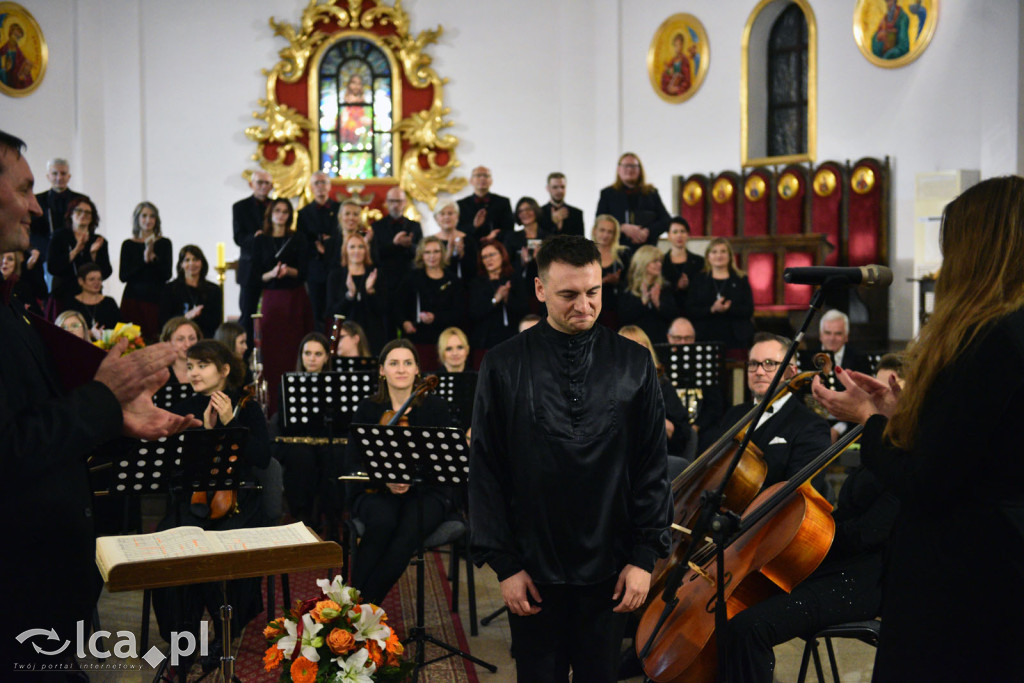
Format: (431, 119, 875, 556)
(346, 339, 454, 604)
(152, 340, 272, 663)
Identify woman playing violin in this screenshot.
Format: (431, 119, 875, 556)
(152, 340, 272, 663)
(347, 339, 454, 604)
(813, 176, 1024, 682)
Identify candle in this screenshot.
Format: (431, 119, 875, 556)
(216, 242, 226, 269)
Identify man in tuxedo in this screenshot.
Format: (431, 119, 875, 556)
(29, 157, 87, 294)
(704, 332, 831, 494)
(539, 172, 584, 236)
(457, 166, 514, 242)
(297, 171, 340, 331)
(372, 185, 422, 293)
(232, 169, 273, 341)
(0, 130, 196, 678)
(811, 309, 873, 440)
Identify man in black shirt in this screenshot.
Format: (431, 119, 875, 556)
(470, 234, 672, 682)
(29, 157, 87, 295)
(297, 171, 340, 331)
(539, 172, 585, 236)
(232, 169, 273, 341)
(457, 166, 514, 242)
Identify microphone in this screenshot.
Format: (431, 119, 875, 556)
(783, 264, 893, 287)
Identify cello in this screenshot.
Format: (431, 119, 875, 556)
(637, 425, 863, 683)
(645, 354, 833, 607)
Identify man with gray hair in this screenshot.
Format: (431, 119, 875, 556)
(233, 169, 273, 340)
(297, 171, 340, 331)
(808, 308, 873, 440)
(30, 157, 88, 293)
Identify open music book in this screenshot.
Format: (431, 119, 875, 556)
(96, 522, 320, 587)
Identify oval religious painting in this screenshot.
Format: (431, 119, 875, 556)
(0, 2, 47, 97)
(853, 0, 938, 69)
(647, 13, 709, 104)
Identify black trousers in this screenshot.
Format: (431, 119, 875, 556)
(351, 490, 446, 605)
(278, 444, 344, 530)
(507, 576, 627, 683)
(724, 559, 882, 683)
(306, 279, 328, 333)
(238, 284, 262, 343)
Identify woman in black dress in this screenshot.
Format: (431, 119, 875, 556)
(394, 235, 466, 371)
(592, 214, 628, 329)
(119, 202, 172, 340)
(505, 196, 549, 316)
(618, 244, 679, 343)
(468, 239, 526, 367)
(325, 232, 388, 353)
(160, 245, 222, 339)
(159, 316, 202, 390)
(347, 339, 454, 604)
(595, 152, 671, 253)
(686, 237, 754, 359)
(1, 249, 44, 315)
(62, 262, 121, 336)
(813, 176, 1024, 682)
(46, 196, 111, 308)
(434, 199, 477, 284)
(662, 216, 704, 312)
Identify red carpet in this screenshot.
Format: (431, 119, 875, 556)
(233, 552, 479, 682)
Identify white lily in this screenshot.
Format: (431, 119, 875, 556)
(276, 614, 324, 662)
(348, 604, 392, 647)
(317, 575, 361, 610)
(331, 646, 377, 683)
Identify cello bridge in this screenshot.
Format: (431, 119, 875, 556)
(688, 561, 715, 585)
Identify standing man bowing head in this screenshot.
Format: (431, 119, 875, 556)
(470, 234, 672, 683)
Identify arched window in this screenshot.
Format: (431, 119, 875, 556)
(317, 36, 394, 180)
(767, 5, 808, 158)
(741, 0, 816, 166)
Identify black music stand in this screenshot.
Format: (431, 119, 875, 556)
(332, 355, 378, 373)
(434, 372, 478, 431)
(153, 381, 194, 410)
(281, 371, 377, 435)
(349, 423, 496, 679)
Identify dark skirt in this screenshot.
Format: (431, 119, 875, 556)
(120, 296, 161, 342)
(260, 286, 314, 415)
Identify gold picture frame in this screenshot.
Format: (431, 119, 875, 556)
(0, 2, 47, 98)
(853, 0, 938, 69)
(647, 13, 709, 104)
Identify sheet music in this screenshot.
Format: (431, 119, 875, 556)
(209, 522, 318, 551)
(101, 526, 221, 564)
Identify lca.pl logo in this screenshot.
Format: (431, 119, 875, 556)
(14, 620, 209, 670)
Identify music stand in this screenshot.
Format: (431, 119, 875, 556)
(349, 424, 497, 678)
(281, 371, 377, 434)
(433, 372, 478, 431)
(332, 355, 378, 373)
(153, 381, 194, 410)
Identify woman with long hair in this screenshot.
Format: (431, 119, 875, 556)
(812, 176, 1024, 681)
(618, 244, 679, 343)
(254, 197, 313, 414)
(595, 152, 671, 252)
(394, 235, 467, 371)
(1, 249, 44, 314)
(437, 326, 470, 374)
(160, 315, 202, 387)
(325, 232, 388, 353)
(46, 196, 111, 307)
(346, 339, 454, 604)
(662, 216, 704, 312)
(333, 319, 373, 359)
(468, 238, 526, 365)
(686, 236, 754, 357)
(54, 310, 91, 341)
(152, 340, 271, 664)
(160, 245, 222, 339)
(592, 214, 629, 329)
(119, 202, 172, 340)
(434, 199, 477, 283)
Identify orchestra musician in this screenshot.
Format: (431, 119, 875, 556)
(813, 175, 1024, 682)
(346, 339, 455, 605)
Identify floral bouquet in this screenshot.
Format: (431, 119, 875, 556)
(92, 322, 146, 355)
(263, 575, 414, 683)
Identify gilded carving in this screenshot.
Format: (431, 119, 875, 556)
(246, 0, 465, 209)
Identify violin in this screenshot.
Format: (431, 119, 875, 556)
(190, 385, 256, 520)
(645, 354, 834, 609)
(637, 423, 862, 682)
(380, 374, 440, 426)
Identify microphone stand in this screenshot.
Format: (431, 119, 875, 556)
(638, 282, 836, 679)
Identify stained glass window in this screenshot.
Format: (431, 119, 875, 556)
(766, 4, 808, 158)
(318, 37, 394, 180)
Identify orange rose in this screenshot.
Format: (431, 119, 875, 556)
(311, 599, 342, 623)
(263, 621, 285, 639)
(290, 656, 318, 683)
(385, 632, 403, 656)
(263, 645, 283, 671)
(365, 640, 384, 667)
(326, 627, 356, 655)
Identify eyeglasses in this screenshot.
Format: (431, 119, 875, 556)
(746, 359, 790, 373)
(481, 251, 501, 259)
(72, 208, 93, 216)
(668, 335, 696, 344)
